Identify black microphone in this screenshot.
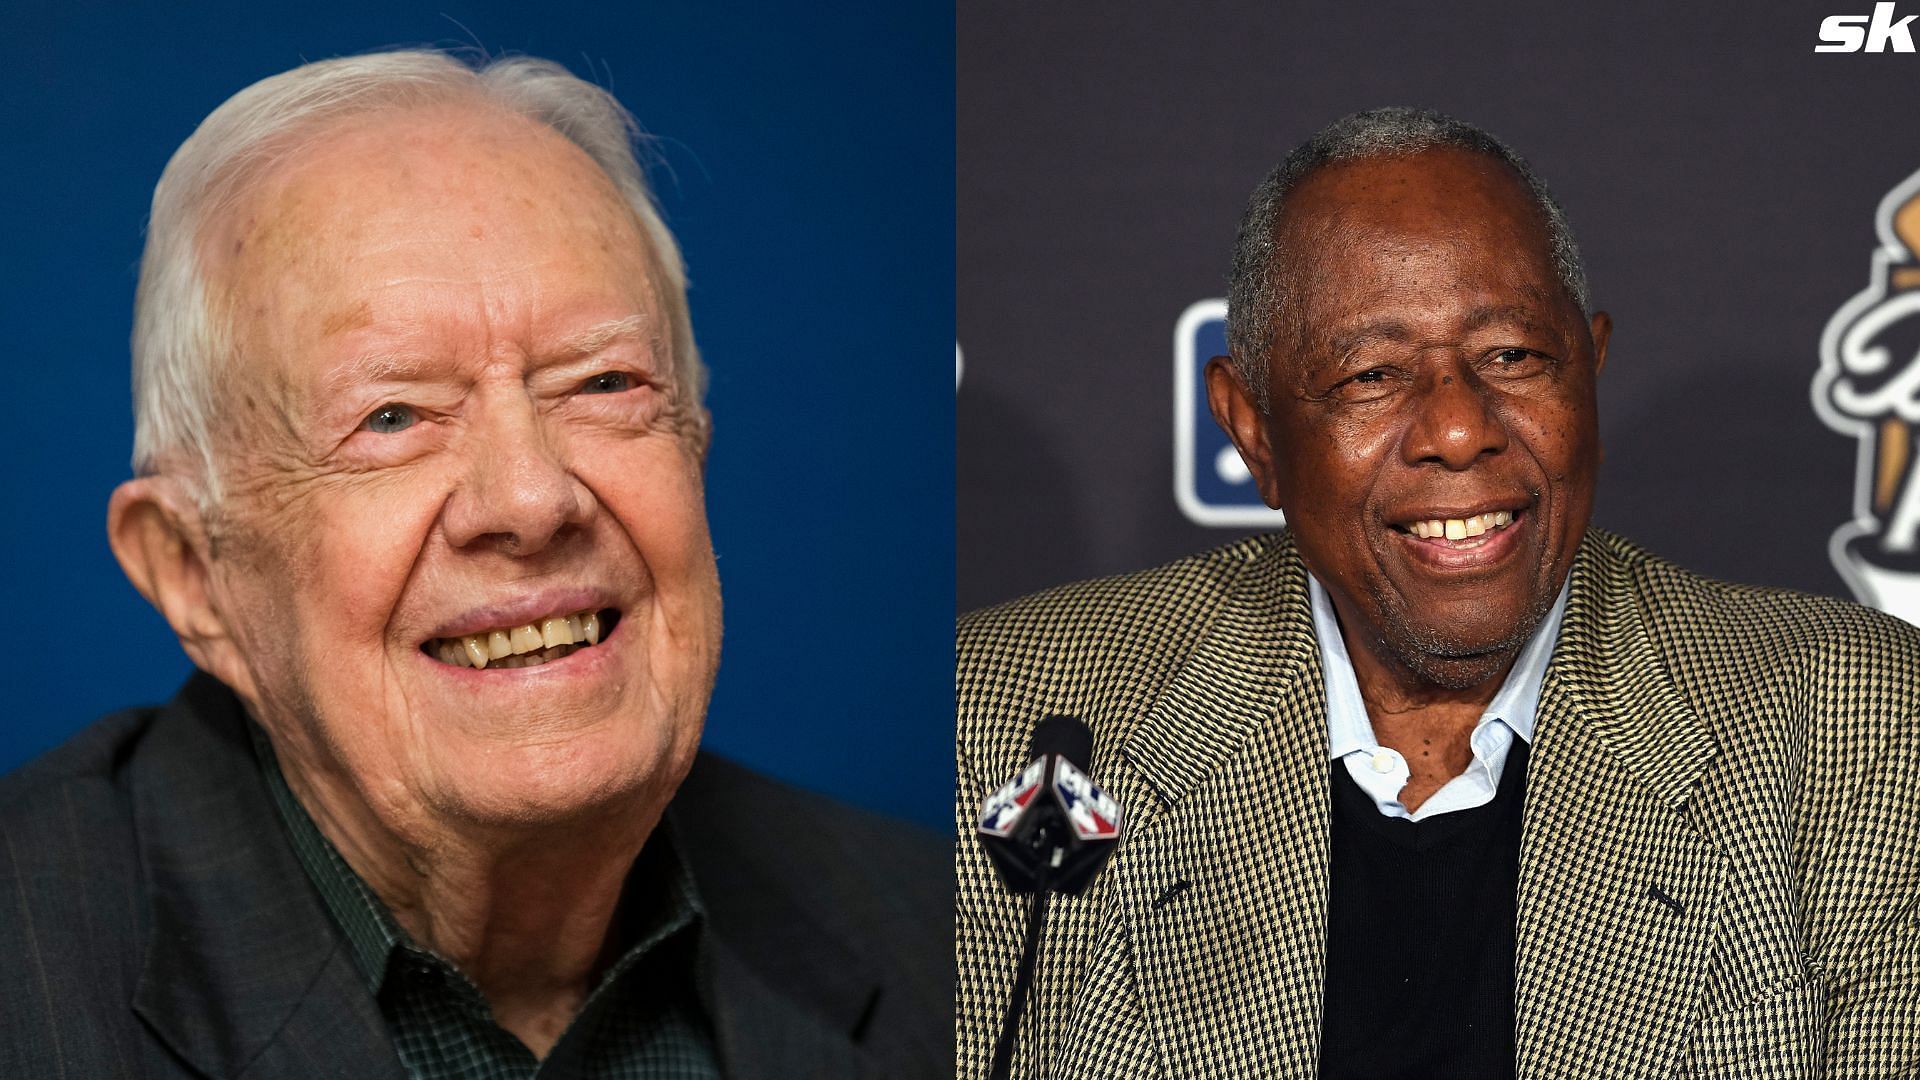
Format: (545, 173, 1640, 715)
(977, 715, 1124, 895)
(977, 716, 1125, 1079)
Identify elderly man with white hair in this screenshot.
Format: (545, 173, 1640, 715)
(0, 50, 947, 1079)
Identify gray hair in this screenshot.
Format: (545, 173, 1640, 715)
(1225, 106, 1589, 410)
(131, 49, 704, 506)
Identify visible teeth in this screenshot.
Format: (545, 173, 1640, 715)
(1407, 511, 1515, 541)
(430, 608, 606, 666)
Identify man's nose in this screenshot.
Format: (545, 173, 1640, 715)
(442, 393, 594, 555)
(1400, 365, 1509, 470)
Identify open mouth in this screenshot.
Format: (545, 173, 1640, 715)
(423, 607, 622, 670)
(1391, 509, 1519, 548)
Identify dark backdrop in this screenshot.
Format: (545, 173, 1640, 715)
(3, 1, 953, 829)
(959, 0, 1920, 631)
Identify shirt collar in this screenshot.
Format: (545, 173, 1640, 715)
(249, 723, 706, 996)
(1310, 572, 1569, 760)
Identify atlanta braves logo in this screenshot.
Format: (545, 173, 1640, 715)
(1812, 166, 1920, 624)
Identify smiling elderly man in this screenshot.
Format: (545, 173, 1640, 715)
(0, 51, 946, 1078)
(956, 109, 1920, 1078)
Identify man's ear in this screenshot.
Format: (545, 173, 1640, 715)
(107, 476, 251, 695)
(1588, 310, 1612, 375)
(690, 408, 712, 462)
(1204, 355, 1283, 509)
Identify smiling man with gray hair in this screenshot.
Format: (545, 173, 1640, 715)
(956, 107, 1920, 1077)
(0, 50, 946, 1078)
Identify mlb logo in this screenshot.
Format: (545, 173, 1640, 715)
(1051, 759, 1123, 842)
(1174, 300, 1289, 527)
(976, 759, 1044, 838)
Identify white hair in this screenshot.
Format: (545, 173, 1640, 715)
(131, 49, 704, 505)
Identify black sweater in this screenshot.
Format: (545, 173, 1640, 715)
(1318, 741, 1528, 1080)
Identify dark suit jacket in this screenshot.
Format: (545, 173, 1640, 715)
(957, 529, 1920, 1079)
(0, 672, 950, 1078)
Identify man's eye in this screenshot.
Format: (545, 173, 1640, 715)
(361, 404, 418, 434)
(581, 372, 633, 394)
(1326, 367, 1397, 400)
(1484, 348, 1552, 377)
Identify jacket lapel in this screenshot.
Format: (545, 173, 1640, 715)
(701, 936, 884, 1079)
(132, 682, 897, 1080)
(1516, 536, 1725, 1079)
(1114, 535, 1329, 1077)
(667, 758, 899, 1080)
(130, 673, 405, 1080)
(1107, 532, 1729, 1079)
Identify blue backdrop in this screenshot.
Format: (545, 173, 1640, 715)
(2, 1, 953, 829)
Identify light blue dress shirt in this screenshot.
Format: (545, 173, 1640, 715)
(1309, 573, 1569, 821)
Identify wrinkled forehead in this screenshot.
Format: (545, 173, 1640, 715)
(198, 102, 667, 396)
(1280, 146, 1550, 253)
(1270, 148, 1565, 336)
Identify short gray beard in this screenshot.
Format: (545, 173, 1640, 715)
(1361, 573, 1561, 692)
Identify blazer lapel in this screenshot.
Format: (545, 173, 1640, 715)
(131, 682, 891, 1079)
(130, 673, 404, 1080)
(701, 936, 884, 1080)
(1111, 532, 1729, 1079)
(666, 762, 899, 1080)
(1113, 535, 1329, 1078)
(1516, 538, 1725, 1079)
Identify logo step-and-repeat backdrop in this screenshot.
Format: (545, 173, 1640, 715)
(1172, 300, 1285, 529)
(1816, 167, 1920, 623)
(959, 3, 1920, 624)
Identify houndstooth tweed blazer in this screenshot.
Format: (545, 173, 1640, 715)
(956, 528, 1920, 1079)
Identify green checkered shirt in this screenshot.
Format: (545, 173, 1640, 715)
(252, 729, 722, 1079)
